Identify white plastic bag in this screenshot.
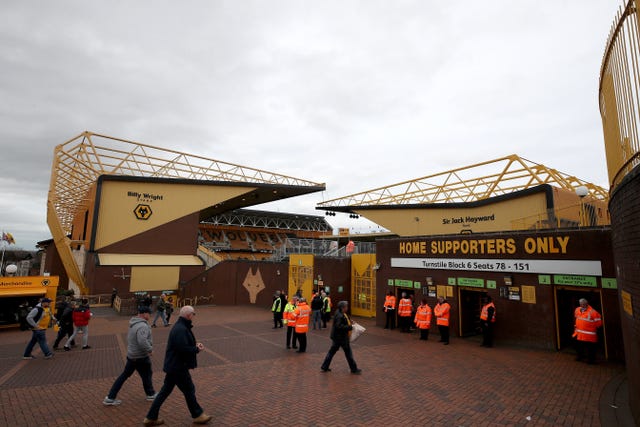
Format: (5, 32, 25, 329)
(350, 322, 366, 342)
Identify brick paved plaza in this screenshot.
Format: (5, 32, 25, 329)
(0, 305, 628, 426)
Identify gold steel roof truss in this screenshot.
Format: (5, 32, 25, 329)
(318, 154, 608, 209)
(50, 132, 323, 235)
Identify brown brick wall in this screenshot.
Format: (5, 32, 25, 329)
(375, 229, 620, 355)
(609, 166, 640, 424)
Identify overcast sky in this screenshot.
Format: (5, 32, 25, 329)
(0, 1, 622, 250)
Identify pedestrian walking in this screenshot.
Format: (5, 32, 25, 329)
(22, 297, 56, 360)
(151, 294, 169, 327)
(320, 301, 361, 374)
(53, 300, 76, 350)
(143, 306, 212, 426)
(103, 306, 157, 406)
(64, 298, 92, 350)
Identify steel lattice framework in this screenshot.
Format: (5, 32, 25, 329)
(47, 131, 324, 293)
(201, 209, 332, 232)
(317, 154, 608, 210)
(50, 132, 324, 235)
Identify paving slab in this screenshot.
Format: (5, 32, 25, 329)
(0, 305, 628, 427)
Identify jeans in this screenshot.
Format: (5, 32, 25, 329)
(312, 310, 322, 329)
(108, 356, 155, 398)
(66, 325, 89, 347)
(152, 310, 167, 326)
(146, 370, 203, 420)
(321, 339, 358, 372)
(23, 329, 52, 357)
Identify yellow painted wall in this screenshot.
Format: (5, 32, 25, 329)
(94, 180, 256, 250)
(359, 192, 549, 236)
(130, 266, 179, 292)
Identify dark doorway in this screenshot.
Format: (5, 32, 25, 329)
(555, 288, 604, 355)
(459, 289, 487, 337)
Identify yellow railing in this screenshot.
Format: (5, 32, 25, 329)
(599, 0, 640, 189)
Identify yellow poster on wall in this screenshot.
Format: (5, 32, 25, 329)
(521, 285, 536, 304)
(351, 253, 376, 317)
(288, 254, 314, 299)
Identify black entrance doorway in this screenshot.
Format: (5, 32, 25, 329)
(459, 288, 487, 337)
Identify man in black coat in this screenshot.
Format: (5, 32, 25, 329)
(320, 301, 362, 374)
(53, 300, 76, 350)
(143, 306, 212, 426)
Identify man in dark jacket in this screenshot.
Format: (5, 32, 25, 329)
(53, 300, 76, 350)
(143, 306, 212, 426)
(320, 301, 362, 374)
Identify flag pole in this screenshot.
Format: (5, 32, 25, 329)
(0, 240, 5, 276)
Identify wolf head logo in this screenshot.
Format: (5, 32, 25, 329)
(242, 268, 266, 304)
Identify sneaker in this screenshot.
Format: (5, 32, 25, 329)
(142, 418, 164, 426)
(44, 353, 54, 359)
(22, 355, 36, 360)
(103, 397, 122, 406)
(321, 367, 331, 372)
(146, 393, 158, 401)
(82, 345, 91, 350)
(351, 369, 362, 375)
(63, 346, 70, 351)
(193, 413, 212, 424)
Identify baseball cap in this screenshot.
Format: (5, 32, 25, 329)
(41, 298, 52, 303)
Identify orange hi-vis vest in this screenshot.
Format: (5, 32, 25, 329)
(414, 304, 432, 329)
(573, 305, 602, 343)
(384, 295, 396, 312)
(398, 298, 412, 317)
(293, 302, 311, 333)
(480, 302, 496, 323)
(434, 302, 450, 326)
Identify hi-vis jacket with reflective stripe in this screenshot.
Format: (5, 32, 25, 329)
(293, 302, 311, 333)
(398, 298, 412, 317)
(434, 302, 451, 326)
(284, 302, 296, 326)
(573, 305, 602, 343)
(414, 304, 432, 329)
(384, 295, 396, 312)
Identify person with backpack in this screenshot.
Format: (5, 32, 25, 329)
(22, 297, 56, 360)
